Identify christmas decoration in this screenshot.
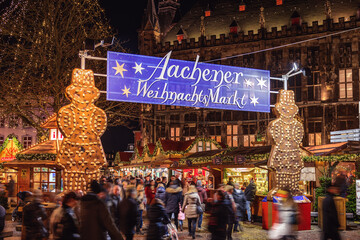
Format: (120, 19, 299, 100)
(268, 90, 304, 196)
(57, 68, 107, 191)
(0, 135, 23, 162)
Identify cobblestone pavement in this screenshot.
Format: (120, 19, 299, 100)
(4, 217, 360, 240)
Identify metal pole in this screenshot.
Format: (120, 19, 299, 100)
(283, 75, 288, 90)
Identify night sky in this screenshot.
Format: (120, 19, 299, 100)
(99, 0, 195, 152)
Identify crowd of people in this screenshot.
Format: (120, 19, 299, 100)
(16, 174, 258, 240)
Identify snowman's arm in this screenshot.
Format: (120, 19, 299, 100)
(268, 120, 281, 145)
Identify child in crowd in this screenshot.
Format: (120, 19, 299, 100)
(178, 203, 185, 231)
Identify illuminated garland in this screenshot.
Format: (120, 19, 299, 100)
(179, 153, 270, 166)
(303, 154, 360, 162)
(16, 153, 57, 161)
(132, 138, 224, 161)
(0, 134, 23, 153)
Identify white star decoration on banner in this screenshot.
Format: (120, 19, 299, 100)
(244, 79, 254, 88)
(250, 96, 259, 106)
(256, 77, 267, 89)
(133, 62, 145, 74)
(112, 61, 127, 78)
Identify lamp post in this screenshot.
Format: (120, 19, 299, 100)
(270, 63, 306, 90)
(78, 37, 114, 70)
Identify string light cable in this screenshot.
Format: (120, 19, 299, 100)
(204, 26, 360, 63)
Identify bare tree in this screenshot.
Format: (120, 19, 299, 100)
(0, 0, 140, 135)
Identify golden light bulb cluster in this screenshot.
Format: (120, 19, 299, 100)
(57, 68, 107, 191)
(268, 90, 304, 195)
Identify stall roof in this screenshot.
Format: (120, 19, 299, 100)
(17, 140, 58, 155)
(117, 152, 133, 162)
(40, 113, 58, 129)
(305, 142, 350, 156)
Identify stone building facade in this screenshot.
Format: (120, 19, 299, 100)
(138, 0, 360, 147)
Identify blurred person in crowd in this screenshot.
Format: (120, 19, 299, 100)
(100, 176, 107, 186)
(49, 191, 80, 240)
(208, 190, 229, 240)
(129, 177, 137, 187)
(269, 189, 298, 240)
(241, 182, 247, 191)
(244, 179, 256, 222)
(145, 180, 156, 211)
(155, 182, 166, 203)
(178, 203, 185, 231)
(334, 171, 347, 198)
(182, 185, 201, 239)
(80, 180, 123, 240)
(191, 176, 197, 186)
(165, 179, 183, 229)
(155, 178, 161, 187)
(109, 185, 122, 226)
(225, 185, 236, 240)
(146, 198, 170, 240)
(196, 180, 207, 230)
(0, 204, 5, 233)
(182, 180, 190, 196)
(227, 177, 235, 187)
(6, 175, 15, 205)
(232, 183, 246, 232)
(114, 178, 121, 186)
(136, 183, 145, 235)
(119, 187, 138, 240)
(22, 190, 48, 240)
(162, 177, 168, 186)
(322, 185, 341, 240)
(144, 175, 151, 186)
(175, 173, 183, 187)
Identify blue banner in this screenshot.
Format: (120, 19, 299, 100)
(107, 51, 270, 112)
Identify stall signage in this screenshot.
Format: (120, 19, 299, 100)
(234, 155, 245, 165)
(107, 51, 270, 112)
(213, 157, 222, 165)
(356, 179, 360, 215)
(0, 139, 20, 162)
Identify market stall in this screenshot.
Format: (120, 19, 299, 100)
(3, 114, 62, 192)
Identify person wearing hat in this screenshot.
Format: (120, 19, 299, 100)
(49, 191, 80, 240)
(22, 189, 48, 240)
(80, 180, 123, 240)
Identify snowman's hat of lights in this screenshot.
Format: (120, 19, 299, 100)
(71, 68, 95, 87)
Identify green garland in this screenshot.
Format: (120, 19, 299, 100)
(16, 153, 57, 161)
(132, 138, 224, 161)
(303, 154, 360, 162)
(0, 134, 23, 153)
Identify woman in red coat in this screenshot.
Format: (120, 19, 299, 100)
(145, 180, 156, 211)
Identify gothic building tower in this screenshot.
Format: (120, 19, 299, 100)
(158, 0, 180, 39)
(138, 0, 161, 55)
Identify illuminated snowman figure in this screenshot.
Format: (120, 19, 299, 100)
(268, 90, 304, 195)
(57, 69, 107, 191)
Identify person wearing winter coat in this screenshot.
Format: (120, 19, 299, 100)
(118, 187, 139, 240)
(146, 198, 170, 240)
(155, 183, 166, 203)
(22, 190, 48, 240)
(268, 189, 298, 240)
(244, 179, 257, 222)
(232, 183, 246, 232)
(49, 191, 80, 240)
(322, 186, 341, 240)
(196, 180, 207, 230)
(145, 180, 156, 210)
(108, 185, 122, 226)
(208, 190, 229, 240)
(136, 184, 146, 234)
(80, 181, 123, 240)
(164, 182, 183, 229)
(225, 185, 237, 240)
(182, 185, 201, 239)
